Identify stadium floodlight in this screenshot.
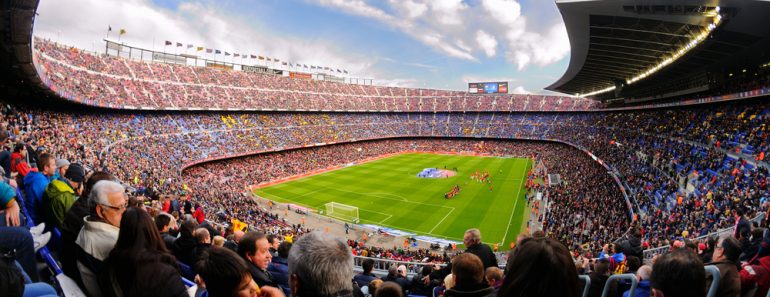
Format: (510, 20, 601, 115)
(325, 202, 360, 223)
(625, 13, 723, 85)
(578, 85, 616, 98)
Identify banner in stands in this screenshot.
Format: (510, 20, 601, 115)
(290, 72, 312, 80)
(206, 62, 233, 70)
(360, 224, 415, 237)
(242, 65, 269, 73)
(413, 236, 461, 246)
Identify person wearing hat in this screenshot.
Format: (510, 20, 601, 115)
(42, 163, 85, 229)
(53, 158, 70, 181)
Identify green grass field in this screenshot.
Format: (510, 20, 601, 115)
(254, 153, 531, 248)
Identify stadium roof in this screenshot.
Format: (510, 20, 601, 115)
(547, 0, 770, 99)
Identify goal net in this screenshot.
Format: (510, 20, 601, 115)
(325, 202, 359, 223)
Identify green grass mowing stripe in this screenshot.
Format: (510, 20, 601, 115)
(256, 153, 530, 244)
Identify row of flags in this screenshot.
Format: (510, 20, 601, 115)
(107, 26, 126, 36)
(108, 25, 349, 74)
(162, 39, 349, 74)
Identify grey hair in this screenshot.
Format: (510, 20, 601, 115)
(465, 228, 482, 245)
(89, 180, 125, 215)
(288, 231, 353, 296)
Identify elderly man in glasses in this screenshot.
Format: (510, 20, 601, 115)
(75, 180, 128, 297)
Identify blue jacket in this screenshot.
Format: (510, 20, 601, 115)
(0, 181, 16, 210)
(623, 280, 651, 297)
(268, 257, 290, 296)
(23, 171, 51, 224)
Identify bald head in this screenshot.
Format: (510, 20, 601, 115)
(233, 230, 245, 243)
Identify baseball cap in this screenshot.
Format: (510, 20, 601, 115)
(55, 159, 70, 169)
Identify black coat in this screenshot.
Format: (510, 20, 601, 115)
(98, 253, 187, 297)
(247, 260, 278, 288)
(465, 243, 498, 269)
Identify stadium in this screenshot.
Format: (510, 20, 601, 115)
(0, 0, 769, 297)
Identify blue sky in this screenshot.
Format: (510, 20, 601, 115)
(34, 0, 572, 94)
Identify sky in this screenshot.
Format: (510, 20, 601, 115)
(33, 0, 572, 94)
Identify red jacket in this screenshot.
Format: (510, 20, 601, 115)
(193, 207, 205, 224)
(740, 256, 770, 297)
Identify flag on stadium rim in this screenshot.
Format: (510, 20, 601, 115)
(165, 40, 172, 46)
(206, 48, 212, 53)
(119, 28, 126, 35)
(282, 62, 287, 65)
(234, 53, 240, 57)
(215, 49, 221, 54)
(258, 56, 265, 60)
(225, 52, 230, 56)
(187, 44, 193, 49)
(108, 26, 112, 32)
(266, 57, 272, 61)
(197, 47, 204, 51)
(176, 42, 182, 47)
(250, 55, 257, 59)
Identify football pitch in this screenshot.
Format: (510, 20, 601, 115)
(254, 153, 531, 249)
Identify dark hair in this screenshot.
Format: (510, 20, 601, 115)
(374, 281, 403, 297)
(719, 236, 742, 263)
(0, 260, 24, 297)
(110, 208, 171, 255)
(626, 256, 641, 274)
(37, 153, 54, 171)
(651, 250, 706, 297)
(452, 253, 484, 286)
(277, 241, 292, 258)
(362, 258, 375, 273)
(499, 237, 580, 297)
(736, 208, 744, 217)
(155, 214, 171, 232)
(197, 247, 253, 297)
(421, 265, 433, 276)
(267, 234, 277, 245)
(594, 258, 610, 274)
(101, 208, 179, 296)
(237, 231, 266, 258)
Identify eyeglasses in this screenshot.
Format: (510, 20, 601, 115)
(100, 202, 128, 211)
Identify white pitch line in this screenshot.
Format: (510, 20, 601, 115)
(378, 214, 393, 224)
(500, 159, 525, 246)
(428, 207, 456, 233)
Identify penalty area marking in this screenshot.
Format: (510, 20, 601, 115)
(428, 207, 456, 234)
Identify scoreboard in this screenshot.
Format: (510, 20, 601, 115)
(468, 82, 508, 94)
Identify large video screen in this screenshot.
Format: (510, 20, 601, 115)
(468, 82, 508, 94)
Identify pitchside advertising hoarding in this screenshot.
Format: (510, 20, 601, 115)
(468, 82, 508, 94)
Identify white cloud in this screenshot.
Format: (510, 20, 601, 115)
(388, 0, 428, 19)
(34, 0, 374, 76)
(311, 0, 570, 69)
(475, 30, 497, 57)
(512, 86, 529, 94)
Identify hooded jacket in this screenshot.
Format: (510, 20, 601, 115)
(23, 171, 51, 225)
(43, 179, 78, 229)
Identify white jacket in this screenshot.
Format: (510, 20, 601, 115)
(75, 216, 119, 297)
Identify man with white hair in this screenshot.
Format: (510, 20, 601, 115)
(463, 228, 497, 269)
(75, 180, 127, 297)
(623, 265, 651, 297)
(288, 231, 354, 297)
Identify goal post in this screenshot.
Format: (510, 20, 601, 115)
(325, 202, 360, 223)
